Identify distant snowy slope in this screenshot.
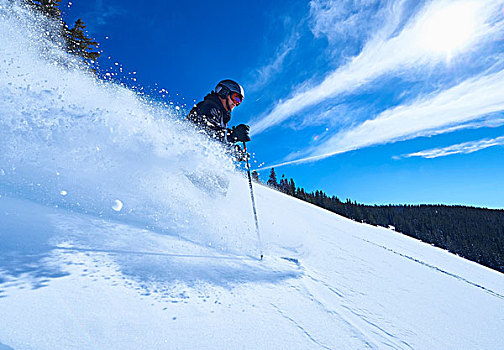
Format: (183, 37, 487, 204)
(1, 1, 504, 349)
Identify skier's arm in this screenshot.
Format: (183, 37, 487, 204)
(192, 104, 228, 142)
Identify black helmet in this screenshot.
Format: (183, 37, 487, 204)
(215, 79, 244, 100)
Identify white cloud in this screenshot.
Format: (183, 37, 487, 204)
(259, 68, 504, 170)
(309, 0, 385, 43)
(251, 0, 501, 135)
(399, 136, 504, 159)
(247, 32, 299, 92)
(309, 68, 504, 156)
(418, 116, 504, 137)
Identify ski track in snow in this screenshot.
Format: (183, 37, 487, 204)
(358, 237, 504, 300)
(270, 303, 333, 350)
(300, 272, 414, 350)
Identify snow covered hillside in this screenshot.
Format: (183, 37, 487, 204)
(2, 188, 504, 349)
(1, 2, 504, 349)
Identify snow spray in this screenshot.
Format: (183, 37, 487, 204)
(0, 0, 258, 255)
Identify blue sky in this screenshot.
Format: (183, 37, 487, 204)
(61, 0, 504, 208)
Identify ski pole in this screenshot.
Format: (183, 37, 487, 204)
(243, 142, 263, 260)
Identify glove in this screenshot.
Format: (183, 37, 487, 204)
(229, 124, 251, 143)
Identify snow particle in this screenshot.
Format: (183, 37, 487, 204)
(112, 199, 123, 212)
(60, 190, 68, 196)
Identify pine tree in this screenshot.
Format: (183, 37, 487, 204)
(288, 178, 296, 196)
(267, 168, 278, 188)
(64, 19, 100, 64)
(25, 0, 62, 19)
(279, 174, 287, 193)
(23, 0, 100, 66)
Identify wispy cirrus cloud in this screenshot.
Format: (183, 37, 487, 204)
(309, 0, 397, 46)
(247, 31, 299, 92)
(259, 67, 504, 169)
(397, 136, 504, 159)
(250, 0, 502, 135)
(310, 68, 504, 155)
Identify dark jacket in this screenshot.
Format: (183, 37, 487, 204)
(186, 92, 232, 143)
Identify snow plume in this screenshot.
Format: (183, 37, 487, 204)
(0, 1, 254, 254)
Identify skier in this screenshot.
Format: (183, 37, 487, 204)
(187, 79, 250, 161)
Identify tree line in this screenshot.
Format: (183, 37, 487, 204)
(265, 168, 504, 274)
(22, 0, 100, 65)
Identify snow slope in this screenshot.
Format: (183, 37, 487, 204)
(1, 2, 504, 349)
(2, 188, 504, 350)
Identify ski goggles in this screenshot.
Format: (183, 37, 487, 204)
(230, 92, 243, 106)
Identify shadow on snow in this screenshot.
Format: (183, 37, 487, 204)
(0, 197, 302, 296)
